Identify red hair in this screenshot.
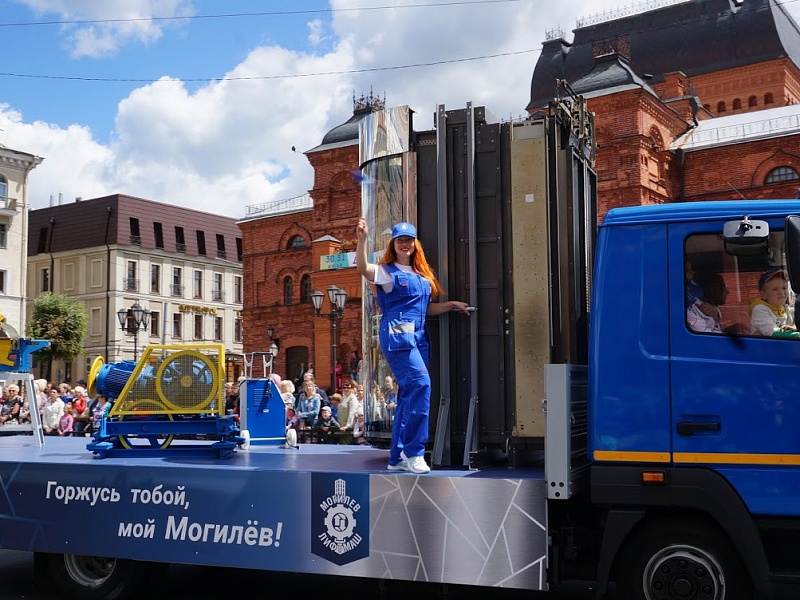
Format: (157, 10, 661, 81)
(379, 238, 444, 296)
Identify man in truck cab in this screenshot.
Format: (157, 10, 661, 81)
(749, 268, 799, 338)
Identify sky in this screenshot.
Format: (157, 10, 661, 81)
(2, 0, 800, 219)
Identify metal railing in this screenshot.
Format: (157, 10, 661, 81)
(170, 284, 184, 297)
(123, 278, 139, 292)
(212, 289, 225, 302)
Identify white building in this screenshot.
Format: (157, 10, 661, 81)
(0, 145, 42, 333)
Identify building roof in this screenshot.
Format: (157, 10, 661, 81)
(671, 102, 800, 152)
(528, 0, 800, 110)
(28, 194, 242, 260)
(306, 91, 386, 154)
(570, 52, 659, 100)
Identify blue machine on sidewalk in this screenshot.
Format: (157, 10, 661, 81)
(86, 343, 243, 458)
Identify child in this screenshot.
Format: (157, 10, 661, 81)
(749, 268, 799, 337)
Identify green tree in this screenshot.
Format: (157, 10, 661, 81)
(26, 293, 88, 380)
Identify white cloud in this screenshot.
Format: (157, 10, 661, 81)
(12, 0, 195, 58)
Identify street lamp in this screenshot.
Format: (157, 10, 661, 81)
(117, 301, 151, 361)
(311, 285, 347, 391)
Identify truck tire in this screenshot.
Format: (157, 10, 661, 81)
(42, 552, 165, 599)
(614, 518, 753, 600)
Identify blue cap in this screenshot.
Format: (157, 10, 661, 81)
(391, 222, 417, 239)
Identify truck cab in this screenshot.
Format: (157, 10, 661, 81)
(587, 201, 800, 598)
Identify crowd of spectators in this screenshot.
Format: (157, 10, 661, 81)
(0, 378, 111, 437)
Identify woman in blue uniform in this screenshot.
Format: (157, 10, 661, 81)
(356, 217, 471, 473)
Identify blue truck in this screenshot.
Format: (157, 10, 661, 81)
(3, 91, 800, 600)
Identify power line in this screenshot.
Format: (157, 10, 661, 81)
(0, 49, 538, 84)
(0, 0, 524, 27)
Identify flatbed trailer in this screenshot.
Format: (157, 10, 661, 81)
(0, 436, 549, 598)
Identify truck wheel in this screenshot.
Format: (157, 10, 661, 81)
(43, 552, 163, 599)
(615, 519, 753, 600)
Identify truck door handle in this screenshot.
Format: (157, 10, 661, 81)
(676, 421, 721, 436)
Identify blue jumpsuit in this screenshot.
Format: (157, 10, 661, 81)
(376, 264, 432, 465)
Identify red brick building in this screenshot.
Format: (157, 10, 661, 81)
(527, 0, 800, 215)
(241, 0, 800, 391)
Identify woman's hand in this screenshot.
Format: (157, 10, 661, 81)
(356, 217, 369, 242)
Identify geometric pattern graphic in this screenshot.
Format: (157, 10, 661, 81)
(337, 474, 548, 590)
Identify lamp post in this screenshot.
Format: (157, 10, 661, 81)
(311, 285, 347, 391)
(267, 342, 278, 376)
(117, 302, 151, 361)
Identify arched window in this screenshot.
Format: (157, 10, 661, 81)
(765, 166, 800, 184)
(703, 103, 711, 112)
(283, 276, 293, 305)
(733, 98, 742, 110)
(288, 235, 306, 249)
(0, 174, 7, 200)
(765, 92, 774, 105)
(717, 101, 726, 113)
(301, 274, 312, 303)
(748, 95, 757, 108)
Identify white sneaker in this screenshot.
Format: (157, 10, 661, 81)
(401, 451, 430, 474)
(387, 459, 409, 472)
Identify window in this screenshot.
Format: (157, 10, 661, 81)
(234, 317, 243, 342)
(37, 227, 48, 253)
(301, 274, 312, 303)
(213, 273, 224, 301)
(154, 222, 164, 249)
(130, 217, 141, 246)
(749, 95, 757, 108)
(214, 316, 223, 341)
(193, 269, 203, 299)
(194, 314, 203, 340)
(684, 229, 787, 338)
(236, 238, 243, 261)
(0, 270, 6, 294)
(175, 226, 186, 253)
(288, 235, 306, 249)
(172, 313, 182, 338)
(90, 307, 101, 336)
(41, 267, 50, 293)
(151, 264, 161, 294)
(0, 223, 6, 248)
(717, 101, 726, 113)
(0, 174, 6, 200)
(765, 166, 800, 184)
(234, 276, 242, 303)
(216, 234, 226, 259)
(765, 92, 774, 105)
(284, 276, 293, 305)
(125, 261, 138, 292)
(733, 98, 742, 110)
(150, 311, 160, 337)
(196, 231, 207, 255)
(172, 267, 183, 297)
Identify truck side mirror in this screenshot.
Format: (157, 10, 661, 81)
(785, 215, 800, 293)
(723, 216, 769, 255)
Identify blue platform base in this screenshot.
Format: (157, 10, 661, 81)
(86, 415, 243, 459)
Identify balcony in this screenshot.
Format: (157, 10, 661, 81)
(123, 277, 139, 292)
(212, 289, 225, 302)
(176, 243, 187, 254)
(217, 250, 227, 259)
(0, 197, 18, 217)
(130, 235, 141, 246)
(170, 284, 184, 297)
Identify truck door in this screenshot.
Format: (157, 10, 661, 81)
(669, 219, 800, 517)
